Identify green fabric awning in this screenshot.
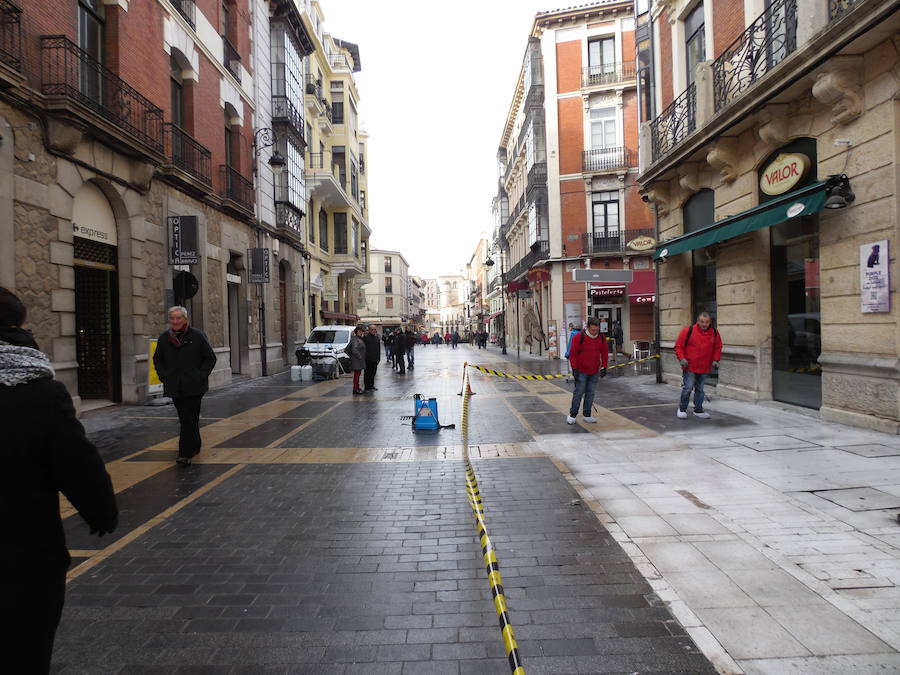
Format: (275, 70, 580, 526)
(654, 181, 829, 260)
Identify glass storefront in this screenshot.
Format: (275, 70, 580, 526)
(771, 215, 821, 408)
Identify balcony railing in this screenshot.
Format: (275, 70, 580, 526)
(582, 146, 634, 173)
(582, 61, 636, 88)
(164, 123, 211, 185)
(0, 0, 22, 71)
(830, 0, 859, 19)
(713, 0, 797, 112)
(222, 35, 241, 82)
(41, 35, 164, 152)
(329, 52, 351, 70)
(308, 152, 325, 169)
(649, 82, 695, 162)
(171, 0, 196, 29)
(304, 73, 322, 99)
(506, 240, 550, 282)
(527, 161, 547, 189)
(272, 95, 304, 136)
(220, 164, 254, 211)
(276, 202, 303, 235)
(581, 228, 655, 255)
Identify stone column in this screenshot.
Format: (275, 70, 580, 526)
(796, 0, 830, 50)
(694, 60, 715, 128)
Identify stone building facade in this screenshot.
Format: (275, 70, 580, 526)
(2, 0, 369, 411)
(638, 0, 900, 431)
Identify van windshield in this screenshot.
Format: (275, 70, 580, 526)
(306, 330, 350, 344)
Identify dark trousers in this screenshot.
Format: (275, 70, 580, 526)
(395, 352, 406, 374)
(1, 574, 65, 674)
(172, 394, 204, 458)
(364, 360, 378, 389)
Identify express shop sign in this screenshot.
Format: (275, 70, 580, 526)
(760, 153, 810, 196)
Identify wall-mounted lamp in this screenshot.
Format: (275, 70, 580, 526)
(252, 127, 285, 176)
(824, 174, 855, 210)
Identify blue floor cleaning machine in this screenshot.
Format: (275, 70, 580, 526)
(401, 394, 455, 432)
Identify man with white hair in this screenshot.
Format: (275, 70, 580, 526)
(152, 306, 217, 465)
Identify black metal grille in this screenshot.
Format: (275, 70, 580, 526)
(830, 0, 858, 19)
(329, 52, 350, 70)
(171, 0, 196, 29)
(272, 95, 304, 139)
(304, 73, 322, 99)
(276, 202, 304, 235)
(713, 0, 797, 112)
(581, 61, 636, 88)
(581, 228, 655, 255)
(222, 35, 241, 82)
(308, 152, 325, 169)
(74, 238, 117, 400)
(650, 82, 696, 162)
(40, 35, 164, 152)
(505, 240, 550, 282)
(220, 164, 254, 211)
(527, 161, 546, 189)
(0, 0, 22, 71)
(582, 147, 633, 173)
(165, 123, 211, 185)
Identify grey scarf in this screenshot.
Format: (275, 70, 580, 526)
(0, 341, 55, 386)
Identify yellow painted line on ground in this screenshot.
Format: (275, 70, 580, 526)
(67, 464, 247, 582)
(68, 550, 101, 558)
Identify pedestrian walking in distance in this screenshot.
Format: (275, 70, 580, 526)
(363, 324, 381, 392)
(348, 325, 367, 395)
(393, 327, 407, 374)
(405, 327, 416, 370)
(567, 316, 608, 425)
(451, 330, 460, 349)
(0, 287, 118, 674)
(152, 306, 217, 465)
(383, 330, 393, 363)
(674, 311, 722, 419)
(444, 331, 451, 346)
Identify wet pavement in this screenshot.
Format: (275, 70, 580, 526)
(55, 345, 717, 674)
(56, 343, 900, 673)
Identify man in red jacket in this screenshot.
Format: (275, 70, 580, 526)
(674, 312, 723, 419)
(567, 316, 609, 425)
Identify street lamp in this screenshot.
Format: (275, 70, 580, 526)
(252, 127, 285, 176)
(484, 255, 507, 355)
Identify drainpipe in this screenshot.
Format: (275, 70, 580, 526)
(653, 203, 662, 384)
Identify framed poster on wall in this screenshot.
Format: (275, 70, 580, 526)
(860, 240, 890, 313)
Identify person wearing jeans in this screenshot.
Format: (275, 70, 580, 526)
(674, 311, 723, 419)
(566, 316, 608, 425)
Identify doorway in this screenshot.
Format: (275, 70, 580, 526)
(592, 305, 622, 337)
(772, 216, 821, 408)
(279, 262, 289, 365)
(74, 237, 120, 401)
(227, 281, 241, 374)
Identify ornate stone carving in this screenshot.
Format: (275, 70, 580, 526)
(640, 181, 671, 216)
(811, 56, 863, 126)
(678, 162, 702, 194)
(46, 119, 83, 155)
(755, 104, 791, 147)
(706, 137, 739, 184)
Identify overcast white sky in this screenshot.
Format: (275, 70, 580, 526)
(321, 0, 551, 278)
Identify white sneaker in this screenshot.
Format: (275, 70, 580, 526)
(583, 416, 597, 423)
(693, 410, 711, 419)
(676, 410, 688, 419)
(566, 416, 576, 425)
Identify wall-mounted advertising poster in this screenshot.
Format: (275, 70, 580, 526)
(860, 240, 890, 313)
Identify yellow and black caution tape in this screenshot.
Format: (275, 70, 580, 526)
(459, 368, 526, 675)
(468, 353, 660, 380)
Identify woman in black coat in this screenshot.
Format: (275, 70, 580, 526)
(0, 288, 118, 674)
(152, 306, 217, 465)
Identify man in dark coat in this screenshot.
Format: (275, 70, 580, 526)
(405, 328, 416, 370)
(152, 306, 217, 465)
(392, 328, 406, 374)
(363, 325, 381, 392)
(0, 288, 118, 674)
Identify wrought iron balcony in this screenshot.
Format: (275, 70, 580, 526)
(164, 123, 211, 185)
(329, 52, 351, 70)
(271, 94, 304, 138)
(222, 35, 241, 82)
(304, 73, 322, 99)
(307, 152, 325, 169)
(171, 0, 196, 29)
(219, 164, 254, 212)
(40, 35, 164, 152)
(527, 161, 547, 190)
(581, 228, 655, 255)
(276, 202, 304, 236)
(582, 146, 634, 173)
(830, 0, 859, 19)
(582, 61, 636, 88)
(713, 0, 797, 113)
(505, 240, 550, 282)
(0, 0, 22, 71)
(649, 82, 696, 163)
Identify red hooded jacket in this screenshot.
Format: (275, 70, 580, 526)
(674, 323, 723, 374)
(569, 330, 609, 375)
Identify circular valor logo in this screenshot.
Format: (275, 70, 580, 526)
(627, 235, 657, 251)
(659, 248, 669, 258)
(786, 202, 806, 218)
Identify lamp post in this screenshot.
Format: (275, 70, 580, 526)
(484, 253, 507, 355)
(250, 128, 285, 377)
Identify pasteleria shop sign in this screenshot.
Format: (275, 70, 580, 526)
(760, 153, 811, 196)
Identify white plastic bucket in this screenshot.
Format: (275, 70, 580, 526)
(290, 365, 303, 381)
(300, 364, 313, 381)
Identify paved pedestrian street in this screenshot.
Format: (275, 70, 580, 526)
(55, 344, 900, 674)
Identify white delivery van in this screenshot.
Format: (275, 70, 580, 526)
(299, 325, 353, 371)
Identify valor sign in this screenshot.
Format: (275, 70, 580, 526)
(760, 153, 810, 196)
(627, 235, 656, 251)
